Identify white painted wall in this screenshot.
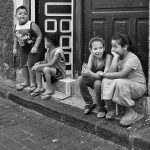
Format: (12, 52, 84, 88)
(13, 0, 23, 25)
(30, 0, 35, 21)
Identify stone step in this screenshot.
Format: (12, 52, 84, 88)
(16, 70, 149, 115)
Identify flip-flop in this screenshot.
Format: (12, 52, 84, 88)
(84, 104, 96, 114)
(31, 89, 45, 97)
(24, 86, 37, 92)
(16, 83, 29, 91)
(41, 90, 55, 100)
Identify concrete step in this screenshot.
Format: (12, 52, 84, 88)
(16, 70, 149, 115)
(52, 78, 149, 115)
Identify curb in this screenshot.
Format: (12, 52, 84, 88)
(0, 86, 150, 149)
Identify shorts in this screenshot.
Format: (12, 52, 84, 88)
(20, 45, 43, 67)
(43, 68, 64, 83)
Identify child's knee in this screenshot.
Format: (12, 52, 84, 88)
(78, 76, 83, 85)
(94, 80, 101, 90)
(115, 79, 126, 88)
(43, 67, 50, 74)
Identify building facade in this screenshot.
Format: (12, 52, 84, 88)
(0, 0, 150, 94)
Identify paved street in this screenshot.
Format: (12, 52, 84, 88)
(0, 97, 128, 150)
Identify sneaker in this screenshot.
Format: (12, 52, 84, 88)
(120, 108, 143, 126)
(105, 110, 115, 119)
(84, 105, 93, 114)
(97, 112, 106, 118)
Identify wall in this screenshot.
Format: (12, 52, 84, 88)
(0, 0, 14, 79)
(148, 1, 150, 95)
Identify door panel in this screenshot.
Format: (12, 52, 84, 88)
(83, 0, 148, 78)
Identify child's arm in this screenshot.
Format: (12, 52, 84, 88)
(87, 54, 93, 70)
(13, 36, 18, 54)
(104, 54, 112, 72)
(30, 22, 42, 53)
(32, 53, 61, 70)
(102, 66, 133, 79)
(106, 52, 120, 72)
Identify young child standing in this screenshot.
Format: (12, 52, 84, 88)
(13, 6, 43, 92)
(31, 33, 66, 100)
(99, 32, 146, 126)
(78, 37, 112, 117)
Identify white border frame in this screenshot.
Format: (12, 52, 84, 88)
(45, 19, 57, 32)
(64, 52, 71, 65)
(45, 2, 72, 16)
(60, 35, 71, 49)
(60, 19, 71, 33)
(31, 0, 35, 21)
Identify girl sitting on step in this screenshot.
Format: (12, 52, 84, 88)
(31, 33, 66, 100)
(98, 32, 146, 126)
(78, 36, 112, 117)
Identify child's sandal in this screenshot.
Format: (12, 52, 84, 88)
(84, 105, 93, 114)
(97, 112, 106, 118)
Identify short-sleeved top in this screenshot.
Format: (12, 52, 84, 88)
(118, 52, 146, 84)
(45, 47, 66, 78)
(89, 54, 105, 73)
(15, 21, 37, 53)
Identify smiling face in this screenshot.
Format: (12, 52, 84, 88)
(90, 41, 105, 58)
(111, 39, 127, 57)
(16, 8, 28, 25)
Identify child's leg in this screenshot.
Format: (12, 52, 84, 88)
(30, 69, 45, 96)
(28, 66, 36, 87)
(94, 80, 106, 118)
(42, 67, 56, 93)
(35, 70, 43, 89)
(21, 66, 29, 85)
(78, 76, 95, 106)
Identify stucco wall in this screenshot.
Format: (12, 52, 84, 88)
(148, 1, 150, 95)
(0, 0, 15, 79)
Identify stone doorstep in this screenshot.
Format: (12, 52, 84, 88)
(16, 70, 150, 115)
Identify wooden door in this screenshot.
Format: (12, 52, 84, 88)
(83, 0, 149, 78)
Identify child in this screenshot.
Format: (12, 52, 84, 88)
(13, 6, 43, 92)
(98, 32, 146, 126)
(78, 37, 112, 117)
(31, 33, 66, 100)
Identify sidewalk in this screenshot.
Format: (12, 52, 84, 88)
(0, 78, 150, 150)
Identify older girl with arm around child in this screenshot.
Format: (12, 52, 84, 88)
(78, 37, 112, 117)
(31, 33, 66, 100)
(98, 32, 146, 126)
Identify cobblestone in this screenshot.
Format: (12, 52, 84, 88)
(0, 97, 128, 150)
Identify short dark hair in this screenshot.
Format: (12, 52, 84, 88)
(45, 32, 60, 47)
(16, 5, 28, 14)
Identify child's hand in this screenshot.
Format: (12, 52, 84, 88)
(13, 48, 17, 55)
(34, 62, 41, 66)
(31, 47, 38, 53)
(82, 68, 91, 76)
(32, 65, 39, 71)
(97, 71, 104, 77)
(111, 50, 119, 58)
